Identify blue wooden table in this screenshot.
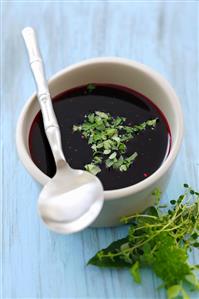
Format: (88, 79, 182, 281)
(1, 1, 198, 298)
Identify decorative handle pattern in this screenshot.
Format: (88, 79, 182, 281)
(22, 27, 66, 166)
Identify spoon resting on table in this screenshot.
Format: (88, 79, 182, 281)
(22, 27, 104, 234)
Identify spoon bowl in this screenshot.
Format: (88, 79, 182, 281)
(39, 164, 104, 233)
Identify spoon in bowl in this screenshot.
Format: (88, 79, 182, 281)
(22, 27, 104, 234)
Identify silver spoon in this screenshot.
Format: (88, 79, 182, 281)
(22, 27, 104, 234)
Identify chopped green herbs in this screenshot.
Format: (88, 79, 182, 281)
(73, 111, 158, 175)
(86, 83, 96, 93)
(88, 185, 199, 299)
(84, 164, 101, 176)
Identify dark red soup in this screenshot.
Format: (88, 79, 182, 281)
(29, 84, 171, 190)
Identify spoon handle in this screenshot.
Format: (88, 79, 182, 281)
(22, 27, 66, 166)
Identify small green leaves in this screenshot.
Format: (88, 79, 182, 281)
(130, 261, 141, 283)
(185, 273, 199, 290)
(105, 159, 114, 168)
(152, 234, 190, 287)
(85, 164, 101, 175)
(170, 200, 176, 205)
(88, 186, 199, 299)
(73, 110, 157, 175)
(73, 125, 81, 132)
(109, 152, 117, 160)
(103, 140, 113, 150)
(125, 152, 138, 166)
(181, 288, 190, 299)
(191, 232, 198, 240)
(88, 113, 95, 123)
(88, 237, 130, 267)
(95, 111, 108, 119)
(87, 83, 96, 93)
(120, 165, 127, 172)
(167, 285, 182, 299)
(146, 118, 158, 127)
(152, 188, 162, 205)
(104, 149, 111, 155)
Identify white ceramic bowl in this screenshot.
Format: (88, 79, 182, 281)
(16, 57, 183, 227)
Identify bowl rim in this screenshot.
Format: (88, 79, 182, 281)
(16, 57, 184, 200)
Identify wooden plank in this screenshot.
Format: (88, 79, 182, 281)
(1, 1, 198, 298)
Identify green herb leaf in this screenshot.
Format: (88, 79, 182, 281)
(130, 261, 141, 283)
(87, 83, 96, 93)
(109, 152, 117, 160)
(88, 237, 130, 267)
(105, 159, 114, 168)
(184, 183, 189, 188)
(73, 125, 81, 132)
(181, 288, 190, 299)
(152, 233, 191, 287)
(185, 273, 199, 290)
(104, 149, 111, 155)
(167, 285, 182, 299)
(96, 111, 109, 119)
(119, 165, 127, 172)
(85, 163, 101, 175)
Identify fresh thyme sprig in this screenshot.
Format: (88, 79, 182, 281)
(73, 110, 158, 175)
(88, 185, 199, 299)
(86, 83, 96, 93)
